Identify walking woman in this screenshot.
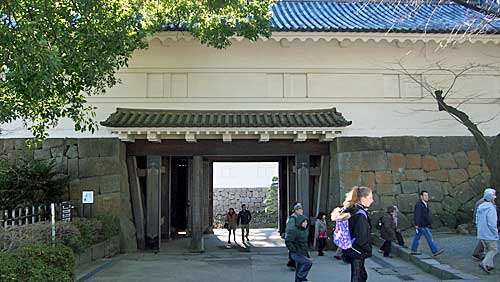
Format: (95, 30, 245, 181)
(226, 208, 238, 244)
(315, 212, 328, 256)
(343, 186, 374, 282)
(379, 206, 396, 258)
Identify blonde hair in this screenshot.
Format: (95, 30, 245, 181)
(343, 186, 372, 208)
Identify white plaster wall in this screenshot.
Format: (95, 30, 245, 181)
(2, 33, 500, 138)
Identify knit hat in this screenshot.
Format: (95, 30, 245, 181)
(293, 202, 303, 211)
(483, 188, 497, 201)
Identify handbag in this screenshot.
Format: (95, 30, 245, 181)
(318, 231, 328, 239)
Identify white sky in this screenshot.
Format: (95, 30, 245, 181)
(213, 162, 279, 188)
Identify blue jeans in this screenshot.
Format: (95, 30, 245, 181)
(411, 227, 438, 254)
(290, 253, 312, 282)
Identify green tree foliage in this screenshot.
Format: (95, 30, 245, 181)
(0, 0, 274, 140)
(0, 157, 68, 209)
(264, 176, 278, 214)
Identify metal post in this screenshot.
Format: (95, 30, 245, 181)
(51, 203, 56, 246)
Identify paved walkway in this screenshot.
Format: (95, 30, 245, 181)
(403, 231, 500, 281)
(85, 229, 440, 282)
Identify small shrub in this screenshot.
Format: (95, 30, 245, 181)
(0, 244, 74, 282)
(96, 213, 120, 240)
(72, 217, 103, 246)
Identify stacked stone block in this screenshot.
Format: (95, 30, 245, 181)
(213, 187, 277, 228)
(334, 136, 491, 230)
(0, 138, 136, 252)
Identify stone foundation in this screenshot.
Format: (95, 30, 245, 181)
(331, 136, 491, 230)
(213, 187, 278, 228)
(0, 138, 137, 252)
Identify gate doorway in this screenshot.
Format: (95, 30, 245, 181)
(170, 157, 189, 236)
(126, 139, 332, 252)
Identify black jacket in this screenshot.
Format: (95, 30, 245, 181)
(238, 210, 252, 225)
(414, 200, 433, 227)
(344, 205, 372, 260)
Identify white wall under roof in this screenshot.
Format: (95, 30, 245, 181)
(213, 162, 279, 188)
(2, 33, 499, 139)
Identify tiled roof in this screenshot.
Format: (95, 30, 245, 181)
(101, 108, 352, 128)
(162, 1, 500, 34)
(271, 1, 499, 33)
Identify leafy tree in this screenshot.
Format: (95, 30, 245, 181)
(264, 176, 278, 214)
(0, 0, 274, 140)
(0, 157, 68, 209)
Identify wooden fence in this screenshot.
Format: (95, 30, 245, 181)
(0, 202, 76, 228)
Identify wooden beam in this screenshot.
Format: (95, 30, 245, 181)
(127, 139, 329, 156)
(296, 154, 310, 217)
(126, 156, 145, 250)
(190, 156, 204, 252)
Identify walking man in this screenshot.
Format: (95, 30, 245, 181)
(411, 190, 444, 256)
(476, 188, 498, 274)
(238, 204, 252, 243)
(285, 203, 312, 282)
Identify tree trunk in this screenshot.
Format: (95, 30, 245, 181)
(434, 90, 498, 191)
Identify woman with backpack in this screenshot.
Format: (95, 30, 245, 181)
(333, 186, 373, 282)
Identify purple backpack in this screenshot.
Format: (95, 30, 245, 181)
(333, 209, 367, 250)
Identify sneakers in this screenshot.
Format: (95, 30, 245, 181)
(472, 255, 484, 261)
(433, 249, 445, 257)
(410, 251, 422, 255)
(479, 263, 490, 274)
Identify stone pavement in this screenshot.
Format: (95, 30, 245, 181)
(403, 231, 500, 281)
(83, 229, 440, 282)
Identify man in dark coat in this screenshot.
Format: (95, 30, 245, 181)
(238, 204, 252, 243)
(285, 211, 312, 282)
(410, 190, 444, 256)
(379, 206, 396, 257)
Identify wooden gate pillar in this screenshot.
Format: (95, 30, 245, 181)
(295, 154, 310, 217)
(190, 155, 204, 252)
(146, 155, 162, 250)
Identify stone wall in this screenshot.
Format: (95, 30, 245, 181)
(331, 137, 491, 230)
(213, 187, 277, 228)
(0, 138, 136, 252)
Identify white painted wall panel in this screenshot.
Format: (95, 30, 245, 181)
(171, 73, 188, 97)
(147, 73, 163, 97)
(188, 73, 267, 97)
(105, 73, 146, 97)
(308, 74, 383, 98)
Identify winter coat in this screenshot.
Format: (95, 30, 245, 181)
(285, 214, 309, 256)
(476, 201, 499, 241)
(344, 205, 372, 260)
(314, 218, 327, 239)
(380, 214, 396, 241)
(414, 200, 433, 228)
(473, 198, 486, 225)
(226, 213, 238, 229)
(238, 210, 252, 225)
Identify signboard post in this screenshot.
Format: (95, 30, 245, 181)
(82, 191, 94, 218)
